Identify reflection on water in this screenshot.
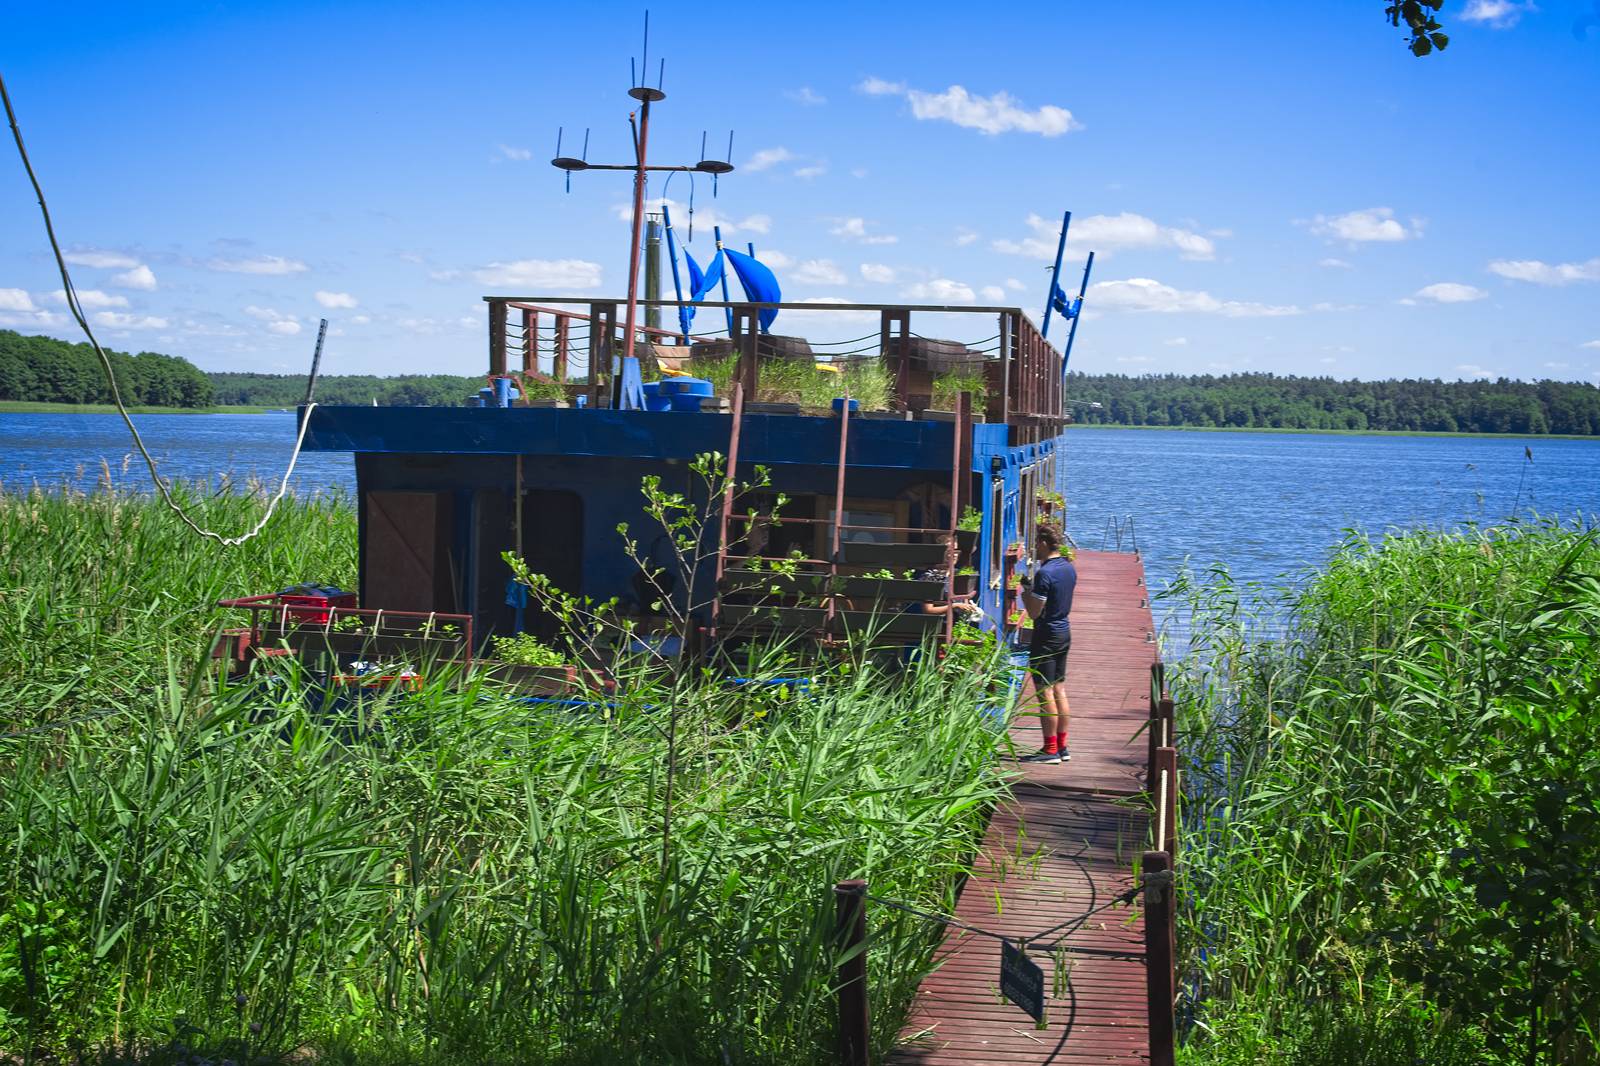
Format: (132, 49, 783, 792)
(5, 413, 1598, 623)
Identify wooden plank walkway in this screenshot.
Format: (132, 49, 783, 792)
(889, 550, 1158, 1065)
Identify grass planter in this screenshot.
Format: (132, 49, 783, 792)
(478, 661, 577, 693)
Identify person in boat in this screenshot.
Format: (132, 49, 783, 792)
(904, 568, 983, 619)
(1017, 521, 1076, 765)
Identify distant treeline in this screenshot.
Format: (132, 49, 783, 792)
(208, 372, 482, 408)
(0, 329, 214, 407)
(1067, 372, 1600, 435)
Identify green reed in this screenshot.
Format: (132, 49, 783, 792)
(1, 487, 1012, 1064)
(1169, 520, 1600, 1064)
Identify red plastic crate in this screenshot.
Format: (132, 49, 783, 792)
(275, 585, 356, 625)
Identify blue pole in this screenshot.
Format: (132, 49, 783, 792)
(1041, 209, 1071, 340)
(662, 203, 691, 345)
(1062, 250, 1095, 375)
(714, 225, 733, 336)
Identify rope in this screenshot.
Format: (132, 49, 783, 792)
(853, 880, 1146, 956)
(2, 71, 318, 547)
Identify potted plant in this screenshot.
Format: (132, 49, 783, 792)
(953, 566, 978, 596)
(955, 506, 981, 556)
(482, 633, 576, 693)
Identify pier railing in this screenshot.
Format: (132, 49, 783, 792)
(1145, 659, 1179, 1066)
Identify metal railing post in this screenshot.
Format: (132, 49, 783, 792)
(834, 879, 871, 1066)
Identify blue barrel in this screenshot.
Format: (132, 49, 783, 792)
(642, 382, 673, 412)
(657, 377, 714, 412)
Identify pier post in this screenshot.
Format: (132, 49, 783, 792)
(834, 879, 871, 1066)
(488, 300, 508, 376)
(1143, 850, 1176, 1066)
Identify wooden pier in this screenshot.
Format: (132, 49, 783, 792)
(888, 549, 1162, 1065)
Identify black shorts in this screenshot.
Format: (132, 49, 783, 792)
(1028, 632, 1070, 687)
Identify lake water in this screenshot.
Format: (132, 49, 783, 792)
(4, 411, 1597, 609)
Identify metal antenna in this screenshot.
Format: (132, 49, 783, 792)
(551, 43, 733, 382)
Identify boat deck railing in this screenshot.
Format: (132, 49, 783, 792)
(484, 296, 1066, 435)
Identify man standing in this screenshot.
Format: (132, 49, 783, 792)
(1017, 522, 1076, 764)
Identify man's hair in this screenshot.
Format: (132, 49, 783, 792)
(1035, 521, 1063, 553)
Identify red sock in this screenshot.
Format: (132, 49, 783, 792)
(1056, 732, 1069, 750)
(1042, 735, 1059, 754)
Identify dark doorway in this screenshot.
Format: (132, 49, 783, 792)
(475, 487, 584, 643)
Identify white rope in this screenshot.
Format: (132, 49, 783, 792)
(1156, 768, 1168, 854)
(3, 70, 316, 547)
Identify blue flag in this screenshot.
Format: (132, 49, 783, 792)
(724, 248, 782, 332)
(691, 249, 725, 303)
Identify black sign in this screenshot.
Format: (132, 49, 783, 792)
(1000, 939, 1046, 1023)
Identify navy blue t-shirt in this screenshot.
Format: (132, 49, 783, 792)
(1031, 556, 1077, 642)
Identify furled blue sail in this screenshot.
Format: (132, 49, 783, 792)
(1050, 282, 1082, 320)
(725, 248, 782, 332)
(690, 249, 725, 303)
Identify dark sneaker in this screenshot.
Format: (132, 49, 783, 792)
(1019, 749, 1062, 765)
(1060, 748, 1071, 762)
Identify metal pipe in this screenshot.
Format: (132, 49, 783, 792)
(834, 880, 871, 1066)
(661, 204, 692, 345)
(714, 225, 733, 336)
(644, 214, 663, 333)
(621, 96, 653, 366)
(1041, 209, 1071, 340)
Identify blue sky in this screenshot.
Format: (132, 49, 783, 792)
(2, 0, 1598, 383)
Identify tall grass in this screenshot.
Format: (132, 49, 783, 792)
(690, 356, 891, 411)
(1, 487, 1013, 1064)
(0, 481, 355, 728)
(1169, 520, 1600, 1064)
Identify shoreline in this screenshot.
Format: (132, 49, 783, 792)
(1064, 421, 1597, 441)
(1, 400, 274, 415)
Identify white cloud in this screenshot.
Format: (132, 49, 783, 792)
(1487, 257, 1600, 285)
(1462, 0, 1536, 27)
(955, 229, 979, 247)
(1309, 207, 1418, 243)
(472, 258, 603, 289)
(0, 288, 37, 312)
(1319, 258, 1353, 269)
(112, 264, 157, 290)
(993, 212, 1215, 260)
(792, 259, 848, 286)
(830, 217, 898, 245)
(859, 77, 1080, 137)
(1581, 340, 1600, 350)
(793, 164, 827, 179)
(315, 290, 359, 309)
(859, 263, 896, 283)
(49, 289, 128, 309)
(744, 147, 794, 172)
(1089, 277, 1303, 317)
(903, 279, 977, 303)
(1455, 363, 1498, 379)
(980, 285, 1007, 302)
(92, 311, 168, 330)
(1005, 278, 1026, 291)
(618, 198, 768, 237)
(350, 314, 372, 326)
(785, 86, 826, 106)
(1412, 282, 1488, 303)
(857, 77, 905, 96)
(243, 305, 303, 334)
(207, 255, 309, 275)
(756, 250, 793, 269)
(1116, 354, 1153, 364)
(1164, 337, 1189, 346)
(63, 249, 140, 269)
(497, 144, 532, 161)
(1544, 361, 1570, 370)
